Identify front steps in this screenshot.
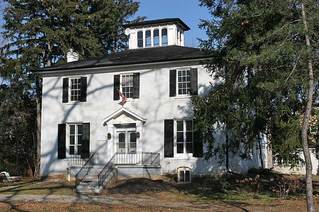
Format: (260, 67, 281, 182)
(75, 165, 161, 194)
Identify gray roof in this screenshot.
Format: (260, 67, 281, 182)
(38, 46, 208, 72)
(123, 18, 191, 31)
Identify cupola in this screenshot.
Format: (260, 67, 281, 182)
(124, 18, 190, 50)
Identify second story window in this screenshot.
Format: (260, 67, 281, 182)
(137, 31, 143, 48)
(145, 30, 151, 47)
(62, 77, 87, 103)
(121, 74, 134, 98)
(70, 78, 81, 101)
(153, 29, 159, 47)
(113, 73, 140, 100)
(162, 28, 168, 46)
(177, 70, 191, 95)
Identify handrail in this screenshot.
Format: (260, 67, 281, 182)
(97, 153, 117, 187)
(75, 151, 97, 183)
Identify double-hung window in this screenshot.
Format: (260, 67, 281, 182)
(121, 74, 134, 98)
(68, 124, 83, 156)
(62, 77, 87, 103)
(177, 70, 191, 95)
(176, 120, 193, 154)
(70, 78, 81, 102)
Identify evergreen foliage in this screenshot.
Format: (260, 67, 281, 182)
(195, 0, 319, 164)
(0, 0, 140, 175)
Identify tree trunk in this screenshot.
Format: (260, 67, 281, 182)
(225, 128, 229, 171)
(258, 134, 264, 169)
(33, 76, 42, 179)
(301, 3, 315, 212)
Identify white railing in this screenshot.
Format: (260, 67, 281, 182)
(114, 152, 160, 166)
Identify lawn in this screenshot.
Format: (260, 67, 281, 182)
(0, 173, 318, 211)
(0, 178, 74, 196)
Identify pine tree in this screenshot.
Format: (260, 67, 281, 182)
(196, 0, 319, 210)
(0, 0, 140, 177)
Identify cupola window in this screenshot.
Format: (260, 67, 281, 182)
(145, 30, 151, 47)
(162, 28, 168, 46)
(137, 31, 143, 48)
(153, 29, 160, 47)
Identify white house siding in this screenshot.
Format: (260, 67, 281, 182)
(40, 61, 263, 177)
(272, 148, 319, 175)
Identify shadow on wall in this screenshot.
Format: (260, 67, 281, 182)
(40, 67, 259, 178)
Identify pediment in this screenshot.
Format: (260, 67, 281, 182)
(103, 107, 146, 125)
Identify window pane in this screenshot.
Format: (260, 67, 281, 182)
(185, 170, 190, 182)
(77, 135, 82, 145)
(78, 125, 83, 134)
(70, 125, 75, 134)
(69, 146, 75, 155)
(186, 132, 193, 143)
(186, 121, 193, 131)
(177, 121, 183, 131)
(137, 31, 143, 47)
(179, 170, 185, 182)
(153, 29, 159, 46)
(118, 133, 126, 151)
(177, 132, 183, 143)
(145, 30, 151, 47)
(186, 142, 193, 153)
(70, 136, 75, 145)
(177, 143, 183, 153)
(162, 28, 168, 46)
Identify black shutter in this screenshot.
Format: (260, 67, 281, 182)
(164, 119, 174, 157)
(58, 124, 66, 159)
(133, 73, 140, 99)
(169, 70, 176, 97)
(62, 78, 69, 103)
(81, 123, 90, 159)
(193, 119, 203, 157)
(190, 68, 198, 95)
(114, 75, 120, 100)
(80, 77, 87, 102)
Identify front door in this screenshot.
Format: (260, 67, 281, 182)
(116, 129, 137, 153)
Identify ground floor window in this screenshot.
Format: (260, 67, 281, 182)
(68, 124, 82, 156)
(176, 120, 193, 154)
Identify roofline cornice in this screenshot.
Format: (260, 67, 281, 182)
(37, 57, 211, 77)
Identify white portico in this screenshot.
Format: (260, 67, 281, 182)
(102, 107, 146, 162)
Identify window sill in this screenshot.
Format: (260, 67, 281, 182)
(173, 153, 197, 159)
(63, 101, 86, 105)
(171, 95, 192, 100)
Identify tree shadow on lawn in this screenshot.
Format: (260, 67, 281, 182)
(101, 177, 259, 211)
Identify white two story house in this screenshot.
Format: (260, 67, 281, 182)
(37, 18, 267, 192)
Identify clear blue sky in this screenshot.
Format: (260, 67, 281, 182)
(134, 0, 210, 47)
(0, 0, 210, 47)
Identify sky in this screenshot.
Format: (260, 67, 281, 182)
(0, 0, 210, 48)
(134, 0, 210, 47)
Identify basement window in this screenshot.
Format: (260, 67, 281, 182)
(177, 167, 191, 183)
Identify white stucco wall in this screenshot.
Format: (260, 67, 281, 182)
(40, 61, 263, 176)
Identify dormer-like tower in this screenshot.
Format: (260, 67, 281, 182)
(124, 18, 190, 50)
